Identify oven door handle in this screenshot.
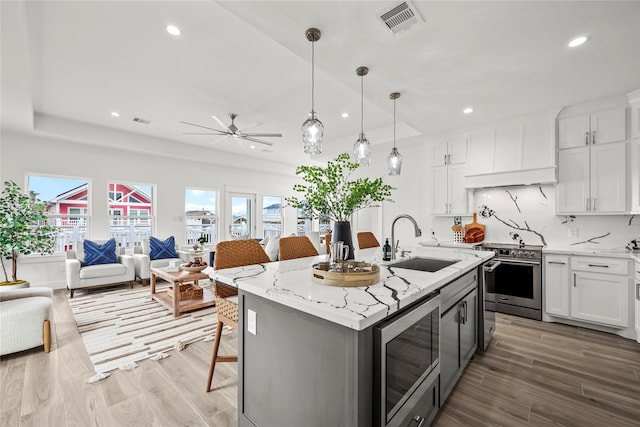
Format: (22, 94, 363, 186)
(494, 259, 541, 266)
(483, 260, 502, 273)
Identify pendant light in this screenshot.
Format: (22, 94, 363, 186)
(301, 28, 323, 155)
(387, 92, 403, 175)
(352, 66, 371, 166)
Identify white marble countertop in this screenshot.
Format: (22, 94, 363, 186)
(211, 246, 493, 331)
(542, 246, 640, 260)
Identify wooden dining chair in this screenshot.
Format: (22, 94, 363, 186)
(357, 231, 380, 249)
(206, 239, 270, 392)
(278, 236, 319, 261)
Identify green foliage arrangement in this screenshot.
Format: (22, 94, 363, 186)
(285, 152, 394, 222)
(0, 181, 60, 284)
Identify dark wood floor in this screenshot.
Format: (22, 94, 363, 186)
(1, 289, 639, 426)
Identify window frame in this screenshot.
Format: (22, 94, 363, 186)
(107, 181, 154, 249)
(185, 187, 218, 247)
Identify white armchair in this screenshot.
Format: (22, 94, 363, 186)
(65, 240, 135, 298)
(133, 237, 182, 284)
(0, 287, 54, 356)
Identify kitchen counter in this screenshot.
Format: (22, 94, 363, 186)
(543, 246, 640, 259)
(212, 246, 493, 331)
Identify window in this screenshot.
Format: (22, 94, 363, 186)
(297, 207, 312, 236)
(185, 188, 217, 246)
(262, 195, 282, 239)
(108, 182, 153, 248)
(27, 175, 89, 253)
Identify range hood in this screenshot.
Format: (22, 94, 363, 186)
(464, 166, 557, 189)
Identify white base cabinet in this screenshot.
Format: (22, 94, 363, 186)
(635, 259, 640, 343)
(544, 254, 632, 331)
(543, 255, 570, 317)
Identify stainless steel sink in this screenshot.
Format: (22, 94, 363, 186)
(388, 257, 460, 272)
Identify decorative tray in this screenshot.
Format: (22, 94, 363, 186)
(312, 261, 380, 287)
(180, 263, 208, 273)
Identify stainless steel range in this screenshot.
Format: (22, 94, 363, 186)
(480, 242, 543, 321)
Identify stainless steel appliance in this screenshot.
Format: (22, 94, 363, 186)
(480, 243, 543, 321)
(374, 292, 440, 427)
(478, 262, 497, 350)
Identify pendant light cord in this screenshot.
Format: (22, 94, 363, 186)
(311, 41, 315, 113)
(360, 75, 364, 134)
(393, 97, 397, 149)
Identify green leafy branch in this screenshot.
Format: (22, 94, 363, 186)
(285, 153, 394, 222)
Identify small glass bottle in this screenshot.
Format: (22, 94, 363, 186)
(383, 238, 392, 261)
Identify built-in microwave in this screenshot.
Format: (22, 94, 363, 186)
(374, 292, 440, 427)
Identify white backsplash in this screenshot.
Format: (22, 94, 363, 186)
(431, 185, 640, 250)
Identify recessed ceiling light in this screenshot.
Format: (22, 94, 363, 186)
(111, 111, 120, 117)
(341, 112, 349, 118)
(250, 145, 256, 149)
(463, 107, 474, 114)
(166, 25, 181, 36)
(568, 35, 589, 48)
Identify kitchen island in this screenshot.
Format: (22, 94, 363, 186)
(212, 246, 494, 427)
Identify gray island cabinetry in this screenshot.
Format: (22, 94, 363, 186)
(212, 247, 493, 427)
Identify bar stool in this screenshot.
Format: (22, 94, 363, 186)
(278, 236, 319, 261)
(206, 239, 270, 392)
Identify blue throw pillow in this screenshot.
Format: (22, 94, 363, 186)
(83, 239, 118, 266)
(149, 236, 178, 260)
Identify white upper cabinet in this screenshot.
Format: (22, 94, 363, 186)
(557, 98, 629, 214)
(431, 137, 469, 216)
(558, 107, 626, 149)
(432, 137, 468, 167)
(464, 108, 558, 188)
(628, 90, 640, 213)
(465, 130, 494, 176)
(557, 142, 626, 214)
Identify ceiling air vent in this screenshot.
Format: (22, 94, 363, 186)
(378, 1, 424, 34)
(132, 117, 151, 125)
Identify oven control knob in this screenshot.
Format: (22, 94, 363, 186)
(510, 250, 516, 256)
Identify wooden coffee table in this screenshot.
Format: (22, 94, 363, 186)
(150, 267, 215, 317)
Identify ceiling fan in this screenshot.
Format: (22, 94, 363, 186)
(180, 113, 281, 148)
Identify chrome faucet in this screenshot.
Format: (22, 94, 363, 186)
(391, 214, 422, 260)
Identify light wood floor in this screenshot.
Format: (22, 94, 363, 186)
(1, 289, 639, 426)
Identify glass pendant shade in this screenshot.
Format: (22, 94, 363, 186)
(388, 147, 402, 175)
(352, 66, 371, 166)
(387, 91, 403, 175)
(302, 112, 324, 154)
(353, 133, 371, 166)
(302, 28, 323, 155)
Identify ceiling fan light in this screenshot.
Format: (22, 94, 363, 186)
(388, 147, 402, 175)
(302, 112, 324, 154)
(353, 133, 371, 166)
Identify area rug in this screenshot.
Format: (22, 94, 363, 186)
(68, 281, 219, 374)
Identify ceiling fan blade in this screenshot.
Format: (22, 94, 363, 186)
(210, 115, 229, 130)
(210, 135, 230, 144)
(243, 136, 275, 147)
(183, 132, 227, 135)
(180, 121, 228, 133)
(239, 121, 262, 132)
(243, 132, 282, 138)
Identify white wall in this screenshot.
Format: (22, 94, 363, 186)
(1, 130, 302, 288)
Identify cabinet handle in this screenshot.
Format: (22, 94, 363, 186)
(587, 263, 609, 268)
(585, 131, 589, 145)
(592, 130, 596, 144)
(413, 415, 425, 427)
(444, 154, 447, 165)
(447, 154, 451, 164)
(464, 300, 468, 324)
(547, 261, 566, 265)
(573, 273, 576, 287)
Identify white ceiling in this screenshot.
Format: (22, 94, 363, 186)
(2, 1, 639, 167)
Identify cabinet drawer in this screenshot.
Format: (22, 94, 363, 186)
(571, 256, 629, 275)
(440, 270, 476, 313)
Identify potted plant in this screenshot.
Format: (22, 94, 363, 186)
(285, 152, 393, 259)
(0, 181, 60, 287)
